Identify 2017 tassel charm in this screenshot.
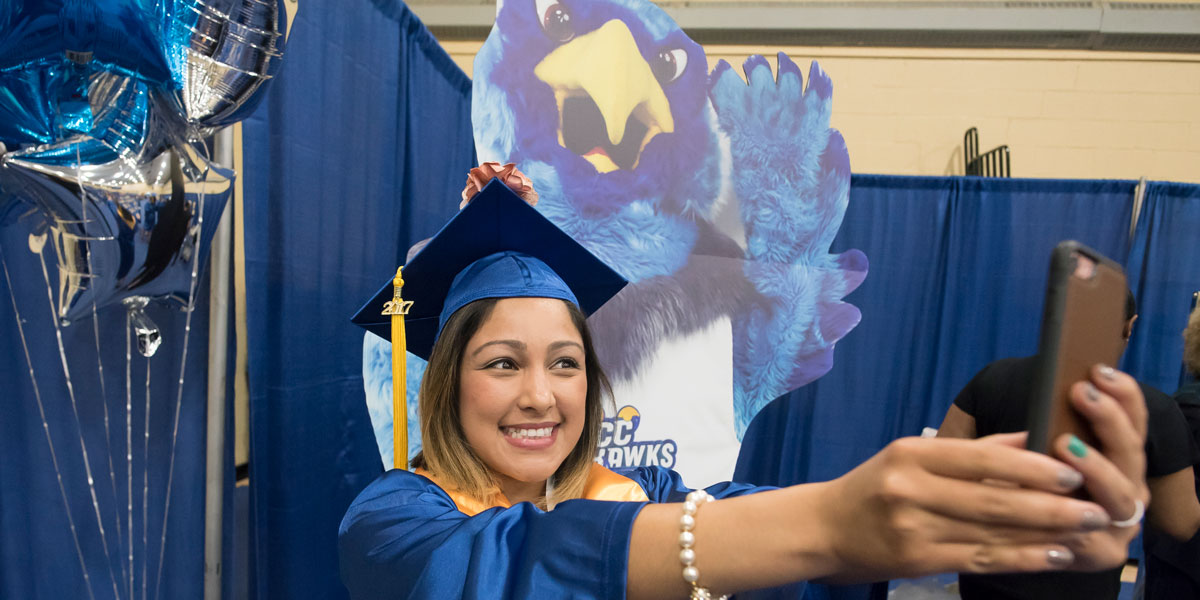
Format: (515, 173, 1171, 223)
(382, 267, 414, 469)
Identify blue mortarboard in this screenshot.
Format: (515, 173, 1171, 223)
(351, 180, 628, 360)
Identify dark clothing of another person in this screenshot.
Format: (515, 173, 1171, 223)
(1142, 381, 1200, 599)
(951, 357, 1197, 600)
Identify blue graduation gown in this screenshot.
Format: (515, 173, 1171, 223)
(338, 466, 772, 599)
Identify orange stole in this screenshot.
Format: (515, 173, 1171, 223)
(414, 463, 650, 517)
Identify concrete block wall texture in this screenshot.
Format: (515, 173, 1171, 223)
(442, 41, 1200, 183)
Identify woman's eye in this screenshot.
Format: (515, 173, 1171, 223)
(652, 47, 688, 84)
(552, 357, 581, 370)
(535, 0, 575, 43)
(486, 358, 517, 370)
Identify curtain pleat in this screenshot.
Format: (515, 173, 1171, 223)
(240, 1, 476, 598)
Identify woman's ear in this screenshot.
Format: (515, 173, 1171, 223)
(1123, 314, 1137, 341)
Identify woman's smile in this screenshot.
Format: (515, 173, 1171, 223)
(501, 422, 559, 448)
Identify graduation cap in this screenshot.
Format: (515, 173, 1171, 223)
(352, 179, 628, 469)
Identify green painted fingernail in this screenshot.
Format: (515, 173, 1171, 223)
(1067, 434, 1088, 458)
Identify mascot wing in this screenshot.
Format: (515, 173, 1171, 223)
(709, 53, 868, 437)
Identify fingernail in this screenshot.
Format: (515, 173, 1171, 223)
(1047, 548, 1075, 567)
(1098, 364, 1117, 380)
(1081, 510, 1110, 530)
(1058, 469, 1084, 490)
(1084, 383, 1101, 403)
(1067, 434, 1089, 458)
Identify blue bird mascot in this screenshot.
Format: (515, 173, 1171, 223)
(367, 0, 868, 486)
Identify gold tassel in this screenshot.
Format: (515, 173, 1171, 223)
(383, 267, 412, 470)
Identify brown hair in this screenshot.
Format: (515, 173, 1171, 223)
(411, 298, 611, 509)
(1184, 300, 1200, 376)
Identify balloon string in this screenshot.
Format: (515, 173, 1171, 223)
(126, 311, 134, 600)
(80, 138, 129, 600)
(154, 148, 209, 600)
(98, 303, 130, 600)
(142, 357, 151, 600)
(2, 251, 98, 600)
(38, 249, 123, 600)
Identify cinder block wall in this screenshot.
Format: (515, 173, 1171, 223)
(443, 41, 1200, 183)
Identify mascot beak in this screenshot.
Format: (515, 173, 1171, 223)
(534, 20, 674, 173)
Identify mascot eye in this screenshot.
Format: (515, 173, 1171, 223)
(535, 0, 575, 43)
(652, 48, 688, 83)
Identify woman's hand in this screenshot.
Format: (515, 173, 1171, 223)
(1049, 365, 1149, 570)
(818, 433, 1098, 582)
(818, 364, 1148, 582)
(461, 162, 538, 208)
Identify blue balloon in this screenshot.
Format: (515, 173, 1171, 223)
(0, 0, 169, 150)
(0, 0, 174, 85)
(4, 70, 153, 166)
(0, 62, 63, 145)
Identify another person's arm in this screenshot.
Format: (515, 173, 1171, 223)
(1146, 466, 1200, 541)
(937, 404, 976, 439)
(937, 364, 985, 439)
(1144, 389, 1200, 542)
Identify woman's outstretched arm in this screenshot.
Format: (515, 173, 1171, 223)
(628, 365, 1149, 598)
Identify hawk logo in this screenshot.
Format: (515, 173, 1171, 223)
(596, 405, 678, 469)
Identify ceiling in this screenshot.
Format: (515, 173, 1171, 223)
(405, 1, 1200, 52)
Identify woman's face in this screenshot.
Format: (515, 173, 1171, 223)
(458, 297, 588, 492)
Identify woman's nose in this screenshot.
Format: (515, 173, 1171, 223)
(519, 369, 554, 411)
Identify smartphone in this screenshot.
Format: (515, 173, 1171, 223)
(1026, 241, 1128, 454)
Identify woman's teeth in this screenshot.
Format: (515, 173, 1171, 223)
(504, 426, 553, 439)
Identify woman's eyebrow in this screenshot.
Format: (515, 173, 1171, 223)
(548, 340, 584, 353)
(471, 339, 526, 357)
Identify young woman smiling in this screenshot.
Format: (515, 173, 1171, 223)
(339, 167, 1150, 600)
(414, 294, 605, 509)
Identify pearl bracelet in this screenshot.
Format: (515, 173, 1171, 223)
(679, 490, 728, 600)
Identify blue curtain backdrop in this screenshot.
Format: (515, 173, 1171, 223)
(1123, 182, 1200, 393)
(239, 1, 475, 599)
(0, 227, 217, 598)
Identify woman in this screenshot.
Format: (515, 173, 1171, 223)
(340, 166, 1149, 599)
(1142, 301, 1200, 599)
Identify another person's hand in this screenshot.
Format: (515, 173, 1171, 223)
(461, 162, 538, 208)
(819, 364, 1148, 581)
